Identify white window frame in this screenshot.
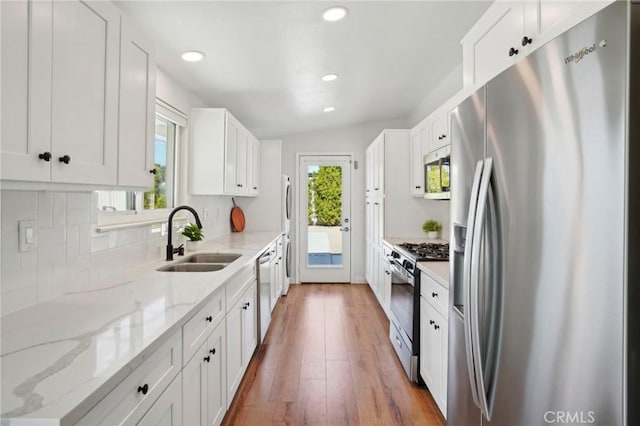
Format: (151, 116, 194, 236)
(96, 100, 188, 231)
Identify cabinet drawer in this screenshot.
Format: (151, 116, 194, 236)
(183, 286, 225, 365)
(421, 272, 449, 318)
(226, 264, 256, 312)
(76, 330, 182, 426)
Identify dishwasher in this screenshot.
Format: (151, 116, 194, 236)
(257, 246, 275, 345)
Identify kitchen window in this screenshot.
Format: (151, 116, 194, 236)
(96, 102, 186, 229)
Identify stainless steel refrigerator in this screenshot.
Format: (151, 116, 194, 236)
(448, 2, 640, 424)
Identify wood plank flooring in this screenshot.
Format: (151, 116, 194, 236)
(222, 284, 445, 426)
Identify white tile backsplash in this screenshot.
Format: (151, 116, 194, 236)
(1, 189, 232, 315)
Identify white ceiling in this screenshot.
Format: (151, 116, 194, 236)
(116, 1, 491, 138)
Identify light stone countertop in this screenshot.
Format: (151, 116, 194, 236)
(0, 231, 281, 425)
(417, 261, 450, 288)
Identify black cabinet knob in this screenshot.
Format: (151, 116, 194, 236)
(209, 348, 216, 355)
(434, 324, 440, 330)
(138, 383, 149, 395)
(149, 169, 157, 174)
(429, 320, 435, 325)
(204, 356, 210, 363)
(237, 184, 244, 188)
(442, 134, 446, 139)
(509, 47, 519, 57)
(521, 36, 532, 46)
(58, 155, 71, 164)
(205, 316, 213, 322)
(253, 187, 258, 190)
(415, 186, 421, 189)
(432, 292, 438, 298)
(38, 152, 52, 162)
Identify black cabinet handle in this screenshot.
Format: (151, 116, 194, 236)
(434, 324, 440, 330)
(204, 356, 210, 363)
(138, 384, 149, 395)
(437, 134, 446, 140)
(149, 169, 157, 174)
(415, 186, 421, 189)
(58, 155, 71, 164)
(253, 187, 258, 190)
(205, 316, 213, 322)
(509, 47, 519, 57)
(209, 348, 216, 355)
(429, 320, 435, 325)
(432, 292, 438, 298)
(237, 184, 244, 188)
(38, 152, 52, 162)
(242, 302, 250, 310)
(521, 36, 532, 46)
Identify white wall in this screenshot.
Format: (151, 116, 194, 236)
(0, 68, 231, 315)
(279, 118, 407, 284)
(406, 63, 464, 128)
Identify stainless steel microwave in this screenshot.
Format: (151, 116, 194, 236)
(423, 145, 450, 200)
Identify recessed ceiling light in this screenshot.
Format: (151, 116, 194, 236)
(323, 106, 336, 112)
(321, 73, 339, 82)
(322, 6, 348, 22)
(181, 51, 205, 62)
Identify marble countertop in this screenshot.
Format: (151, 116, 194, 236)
(417, 261, 450, 288)
(0, 231, 281, 425)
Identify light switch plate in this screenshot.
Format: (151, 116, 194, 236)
(19, 220, 37, 252)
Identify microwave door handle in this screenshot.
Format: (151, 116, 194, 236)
(463, 160, 485, 409)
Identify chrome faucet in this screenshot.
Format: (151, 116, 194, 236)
(166, 205, 203, 261)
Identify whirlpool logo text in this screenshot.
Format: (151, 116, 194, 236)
(564, 44, 596, 65)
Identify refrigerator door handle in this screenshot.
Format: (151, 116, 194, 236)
(470, 157, 494, 421)
(463, 160, 485, 408)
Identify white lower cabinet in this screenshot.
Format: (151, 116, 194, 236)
(226, 283, 258, 406)
(183, 321, 226, 426)
(77, 331, 182, 426)
(419, 274, 449, 417)
(138, 375, 182, 426)
(76, 259, 263, 426)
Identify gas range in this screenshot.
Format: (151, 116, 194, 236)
(395, 242, 450, 262)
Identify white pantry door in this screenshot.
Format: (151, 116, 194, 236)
(298, 155, 351, 283)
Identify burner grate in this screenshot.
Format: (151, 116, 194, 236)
(397, 242, 449, 261)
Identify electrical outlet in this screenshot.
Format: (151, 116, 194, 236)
(19, 220, 37, 252)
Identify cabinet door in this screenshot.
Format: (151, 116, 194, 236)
(463, 1, 524, 88)
(137, 375, 182, 426)
(50, 0, 120, 185)
(226, 298, 243, 403)
(1, 0, 51, 182)
(247, 137, 260, 195)
(430, 114, 448, 153)
(409, 129, 424, 196)
(182, 345, 208, 426)
(420, 299, 440, 397)
(118, 17, 156, 187)
(236, 129, 249, 194)
(224, 115, 239, 194)
(439, 315, 449, 416)
(241, 285, 257, 366)
(207, 322, 227, 426)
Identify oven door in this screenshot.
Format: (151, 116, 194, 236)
(389, 261, 416, 349)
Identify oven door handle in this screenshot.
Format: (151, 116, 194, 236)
(390, 261, 414, 283)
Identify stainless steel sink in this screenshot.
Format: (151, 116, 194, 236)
(181, 253, 242, 264)
(158, 263, 228, 272)
(157, 252, 242, 272)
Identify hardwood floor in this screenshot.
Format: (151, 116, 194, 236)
(222, 284, 445, 426)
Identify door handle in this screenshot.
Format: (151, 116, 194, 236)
(463, 161, 484, 410)
(339, 227, 350, 232)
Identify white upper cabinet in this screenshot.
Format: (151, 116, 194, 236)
(409, 128, 424, 197)
(1, 0, 156, 189)
(117, 16, 156, 188)
(190, 108, 260, 197)
(462, 0, 614, 89)
(1, 0, 52, 182)
(50, 0, 120, 185)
